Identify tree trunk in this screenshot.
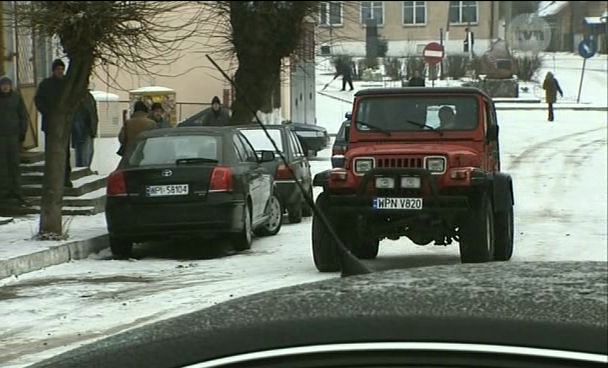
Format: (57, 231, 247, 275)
(39, 112, 70, 235)
(230, 55, 281, 124)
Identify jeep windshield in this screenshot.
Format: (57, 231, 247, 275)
(355, 96, 479, 132)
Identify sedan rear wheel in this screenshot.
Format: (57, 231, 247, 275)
(232, 203, 252, 251)
(110, 237, 133, 260)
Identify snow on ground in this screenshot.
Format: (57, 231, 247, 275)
(0, 53, 606, 367)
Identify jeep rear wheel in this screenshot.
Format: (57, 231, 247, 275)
(312, 193, 340, 272)
(494, 205, 514, 261)
(459, 193, 494, 263)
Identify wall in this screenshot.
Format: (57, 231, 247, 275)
(318, 1, 499, 56)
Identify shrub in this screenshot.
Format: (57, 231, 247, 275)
(384, 57, 403, 81)
(514, 54, 542, 81)
(404, 56, 425, 78)
(445, 54, 469, 79)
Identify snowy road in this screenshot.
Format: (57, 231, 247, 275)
(1, 109, 607, 367)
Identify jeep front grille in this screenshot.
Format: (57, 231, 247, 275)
(376, 157, 424, 169)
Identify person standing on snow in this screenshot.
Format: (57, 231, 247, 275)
(71, 91, 99, 168)
(35, 59, 73, 187)
(0, 76, 30, 205)
(542, 72, 563, 122)
(202, 96, 230, 126)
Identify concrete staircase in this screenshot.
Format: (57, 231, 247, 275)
(0, 151, 107, 216)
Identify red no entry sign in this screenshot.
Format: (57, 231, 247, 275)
(423, 42, 444, 65)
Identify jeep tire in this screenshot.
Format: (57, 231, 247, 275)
(494, 205, 514, 261)
(312, 193, 340, 272)
(459, 193, 495, 263)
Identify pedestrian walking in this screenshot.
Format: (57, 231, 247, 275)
(117, 101, 156, 157)
(201, 96, 230, 126)
(0, 76, 29, 206)
(34, 59, 73, 187)
(71, 91, 98, 168)
(149, 102, 171, 129)
(337, 62, 354, 91)
(542, 72, 563, 122)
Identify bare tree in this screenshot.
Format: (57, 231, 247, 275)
(4, 1, 204, 237)
(200, 1, 319, 124)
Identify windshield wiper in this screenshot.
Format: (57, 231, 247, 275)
(405, 120, 443, 136)
(176, 158, 218, 165)
(355, 120, 392, 136)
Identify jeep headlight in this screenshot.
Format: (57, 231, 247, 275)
(354, 158, 374, 174)
(375, 177, 395, 189)
(425, 157, 446, 174)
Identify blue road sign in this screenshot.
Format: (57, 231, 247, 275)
(578, 38, 597, 59)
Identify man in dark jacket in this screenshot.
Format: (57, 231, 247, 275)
(202, 96, 230, 126)
(35, 59, 73, 187)
(337, 62, 354, 91)
(542, 72, 563, 122)
(0, 76, 29, 205)
(71, 91, 99, 168)
(408, 71, 426, 87)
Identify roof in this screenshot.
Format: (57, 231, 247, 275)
(236, 124, 285, 130)
(90, 91, 119, 102)
(354, 87, 492, 100)
(537, 1, 569, 17)
(136, 126, 235, 139)
(129, 86, 175, 94)
(29, 262, 608, 367)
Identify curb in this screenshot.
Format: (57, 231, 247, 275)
(0, 234, 109, 279)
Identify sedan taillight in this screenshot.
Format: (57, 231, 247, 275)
(209, 166, 233, 193)
(107, 171, 127, 197)
(276, 164, 294, 181)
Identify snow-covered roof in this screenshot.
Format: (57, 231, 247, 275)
(537, 1, 568, 17)
(585, 17, 606, 25)
(129, 86, 175, 94)
(90, 90, 119, 102)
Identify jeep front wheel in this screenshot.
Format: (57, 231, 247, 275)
(459, 193, 494, 263)
(312, 193, 340, 272)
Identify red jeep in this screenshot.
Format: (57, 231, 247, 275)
(312, 87, 514, 272)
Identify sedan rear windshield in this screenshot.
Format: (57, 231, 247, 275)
(240, 129, 284, 152)
(128, 135, 221, 166)
(355, 96, 479, 132)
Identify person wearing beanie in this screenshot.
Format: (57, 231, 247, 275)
(117, 100, 156, 157)
(201, 96, 230, 126)
(34, 58, 74, 187)
(0, 76, 30, 205)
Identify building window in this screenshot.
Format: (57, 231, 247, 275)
(319, 1, 343, 27)
(403, 1, 426, 25)
(449, 1, 478, 24)
(361, 1, 384, 26)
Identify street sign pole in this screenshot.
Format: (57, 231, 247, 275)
(577, 58, 586, 104)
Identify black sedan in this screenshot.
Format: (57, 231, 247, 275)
(105, 127, 282, 258)
(283, 121, 330, 157)
(239, 125, 313, 223)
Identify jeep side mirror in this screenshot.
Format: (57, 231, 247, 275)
(345, 112, 352, 120)
(487, 124, 499, 142)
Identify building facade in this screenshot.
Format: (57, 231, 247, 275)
(317, 1, 501, 56)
